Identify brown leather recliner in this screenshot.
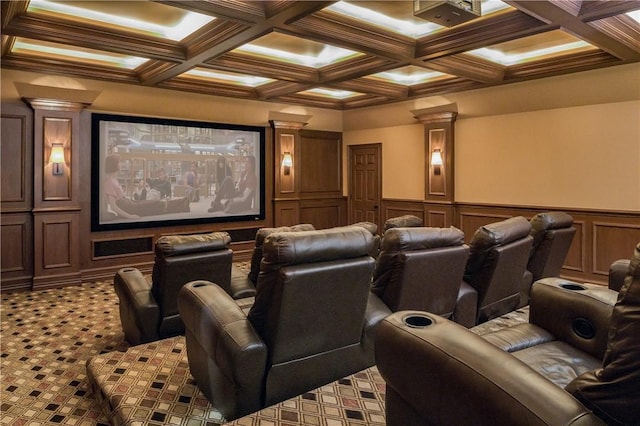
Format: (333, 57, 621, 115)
(383, 214, 423, 232)
(527, 211, 576, 283)
(371, 226, 477, 328)
(114, 232, 233, 346)
(178, 227, 391, 420)
(375, 242, 640, 426)
(230, 223, 315, 298)
(464, 216, 533, 324)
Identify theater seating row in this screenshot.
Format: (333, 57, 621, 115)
(376, 242, 640, 426)
(112, 212, 582, 421)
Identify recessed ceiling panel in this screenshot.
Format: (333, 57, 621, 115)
(327, 0, 512, 38)
(180, 68, 275, 87)
(10, 37, 148, 69)
(234, 32, 362, 68)
(299, 87, 363, 99)
(467, 30, 596, 65)
(27, 0, 215, 41)
(368, 65, 451, 85)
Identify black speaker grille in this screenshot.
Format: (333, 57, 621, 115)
(94, 237, 153, 258)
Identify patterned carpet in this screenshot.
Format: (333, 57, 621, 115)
(1, 269, 529, 425)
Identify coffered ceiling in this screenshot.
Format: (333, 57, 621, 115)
(2, 0, 639, 110)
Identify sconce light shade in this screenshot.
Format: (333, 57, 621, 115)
(282, 152, 293, 175)
(49, 144, 65, 175)
(431, 149, 443, 176)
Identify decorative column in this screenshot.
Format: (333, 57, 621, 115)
(412, 107, 458, 228)
(16, 82, 99, 289)
(269, 111, 310, 227)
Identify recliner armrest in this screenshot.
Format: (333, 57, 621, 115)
(608, 259, 630, 291)
(375, 311, 606, 426)
(177, 281, 267, 419)
(529, 278, 617, 360)
(113, 267, 160, 345)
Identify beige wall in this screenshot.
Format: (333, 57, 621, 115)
(455, 101, 640, 210)
(343, 64, 640, 212)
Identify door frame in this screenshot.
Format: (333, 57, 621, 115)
(347, 143, 382, 229)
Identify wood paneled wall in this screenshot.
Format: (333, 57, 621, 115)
(382, 199, 640, 285)
(1, 103, 34, 291)
(273, 127, 346, 228)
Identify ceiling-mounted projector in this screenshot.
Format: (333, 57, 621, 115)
(414, 0, 481, 27)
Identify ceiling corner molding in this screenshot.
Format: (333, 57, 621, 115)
(268, 111, 312, 129)
(15, 82, 100, 110)
(412, 104, 458, 123)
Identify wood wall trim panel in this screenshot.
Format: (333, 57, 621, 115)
(1, 114, 27, 203)
(592, 220, 640, 275)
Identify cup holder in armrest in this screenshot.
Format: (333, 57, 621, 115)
(560, 283, 587, 291)
(403, 314, 433, 328)
(573, 317, 595, 339)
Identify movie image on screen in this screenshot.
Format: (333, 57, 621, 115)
(91, 113, 265, 231)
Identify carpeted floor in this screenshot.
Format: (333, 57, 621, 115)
(1, 270, 529, 425)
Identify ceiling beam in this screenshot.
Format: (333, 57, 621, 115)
(507, 0, 640, 60)
(139, 1, 333, 85)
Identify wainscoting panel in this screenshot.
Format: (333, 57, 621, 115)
(0, 213, 33, 291)
(33, 211, 81, 290)
(592, 220, 640, 275)
(382, 200, 424, 225)
(299, 198, 346, 230)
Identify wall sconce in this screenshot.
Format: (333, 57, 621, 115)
(431, 149, 443, 176)
(49, 143, 66, 175)
(282, 152, 293, 176)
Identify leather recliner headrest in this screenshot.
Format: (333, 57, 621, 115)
(384, 215, 423, 231)
(349, 221, 378, 235)
(262, 227, 376, 266)
(155, 232, 231, 257)
(381, 227, 465, 252)
(530, 211, 573, 232)
(530, 211, 574, 247)
(469, 216, 532, 250)
(255, 224, 315, 246)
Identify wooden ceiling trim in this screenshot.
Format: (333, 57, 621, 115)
(409, 77, 484, 98)
(271, 93, 342, 109)
(507, 0, 640, 60)
(159, 0, 266, 23)
(184, 20, 250, 58)
(2, 34, 15, 57)
(290, 12, 416, 59)
(426, 54, 506, 83)
(159, 78, 259, 99)
(257, 80, 314, 99)
(139, 1, 330, 86)
(319, 56, 400, 83)
(1, 55, 139, 84)
(208, 52, 318, 82)
(4, 14, 185, 61)
(578, 0, 640, 21)
(589, 16, 640, 53)
(136, 60, 181, 83)
(342, 94, 392, 110)
(332, 78, 409, 99)
(505, 50, 619, 79)
(415, 10, 552, 60)
(1, 0, 28, 30)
